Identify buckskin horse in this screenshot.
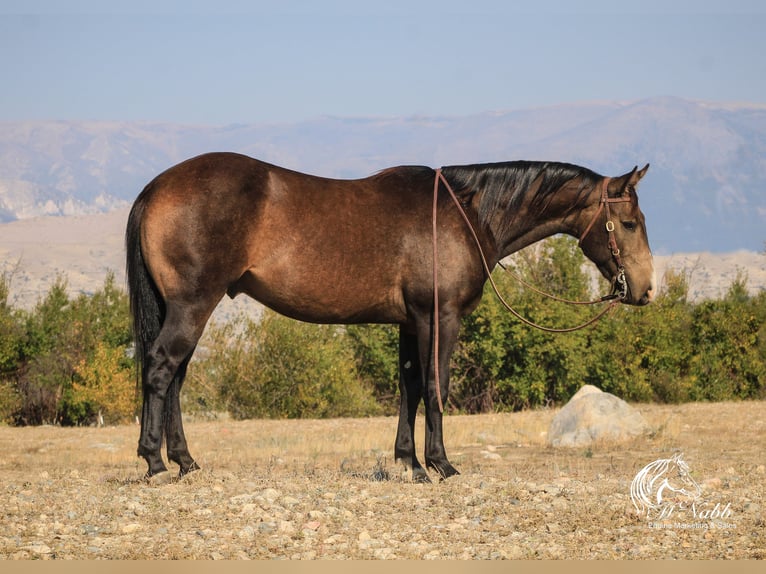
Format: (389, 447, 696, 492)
(126, 153, 655, 482)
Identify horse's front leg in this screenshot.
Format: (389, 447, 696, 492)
(421, 311, 461, 480)
(394, 327, 430, 482)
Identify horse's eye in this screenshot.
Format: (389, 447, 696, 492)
(622, 221, 637, 231)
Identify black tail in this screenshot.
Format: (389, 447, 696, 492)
(125, 188, 164, 391)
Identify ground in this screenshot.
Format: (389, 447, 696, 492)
(0, 401, 763, 559)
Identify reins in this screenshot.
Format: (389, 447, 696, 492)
(430, 168, 630, 413)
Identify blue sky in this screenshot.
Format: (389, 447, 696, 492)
(1, 0, 765, 124)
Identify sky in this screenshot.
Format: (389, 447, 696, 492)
(1, 0, 765, 125)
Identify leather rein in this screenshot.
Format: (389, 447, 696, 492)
(430, 169, 631, 412)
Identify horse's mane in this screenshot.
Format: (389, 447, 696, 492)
(441, 161, 600, 236)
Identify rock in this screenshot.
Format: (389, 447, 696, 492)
(548, 385, 649, 447)
(121, 523, 142, 534)
(25, 543, 52, 555)
(261, 488, 281, 503)
(481, 450, 501, 460)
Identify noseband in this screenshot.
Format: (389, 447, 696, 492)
(577, 177, 633, 300)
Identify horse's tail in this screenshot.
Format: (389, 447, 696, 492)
(125, 187, 164, 392)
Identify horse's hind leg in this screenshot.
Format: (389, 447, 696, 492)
(165, 351, 200, 477)
(138, 300, 216, 478)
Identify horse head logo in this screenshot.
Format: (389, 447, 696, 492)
(630, 453, 702, 518)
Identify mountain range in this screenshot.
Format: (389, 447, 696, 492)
(1, 96, 765, 254)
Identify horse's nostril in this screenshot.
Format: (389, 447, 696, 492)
(640, 291, 653, 306)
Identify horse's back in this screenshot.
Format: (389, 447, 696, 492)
(134, 153, 441, 323)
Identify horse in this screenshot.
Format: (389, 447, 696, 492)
(126, 152, 655, 482)
(631, 453, 702, 518)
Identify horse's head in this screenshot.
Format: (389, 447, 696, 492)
(578, 164, 655, 306)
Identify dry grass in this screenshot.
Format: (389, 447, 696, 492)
(1, 401, 764, 559)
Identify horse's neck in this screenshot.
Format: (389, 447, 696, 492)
(495, 215, 575, 261)
(490, 183, 586, 260)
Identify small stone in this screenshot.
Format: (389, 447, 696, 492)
(238, 525, 255, 539)
(121, 523, 141, 534)
(258, 521, 276, 533)
(278, 520, 295, 533)
(25, 543, 52, 555)
(481, 451, 502, 460)
(262, 488, 280, 502)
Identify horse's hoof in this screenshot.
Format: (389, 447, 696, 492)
(412, 467, 432, 484)
(428, 460, 460, 481)
(397, 459, 431, 483)
(145, 470, 173, 485)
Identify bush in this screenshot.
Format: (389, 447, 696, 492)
(2, 243, 764, 426)
(68, 342, 137, 425)
(0, 272, 24, 424)
(345, 323, 399, 413)
(454, 236, 603, 411)
(192, 310, 381, 419)
(688, 275, 766, 401)
(8, 272, 135, 425)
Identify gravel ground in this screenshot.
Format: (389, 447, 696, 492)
(1, 401, 763, 560)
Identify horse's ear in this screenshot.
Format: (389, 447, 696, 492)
(634, 163, 650, 183)
(619, 163, 650, 195)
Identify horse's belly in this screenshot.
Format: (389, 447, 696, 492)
(229, 266, 408, 325)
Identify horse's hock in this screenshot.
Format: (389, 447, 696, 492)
(547, 385, 650, 447)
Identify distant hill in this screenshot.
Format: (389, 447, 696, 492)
(1, 96, 765, 253)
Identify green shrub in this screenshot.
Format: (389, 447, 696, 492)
(2, 244, 764, 426)
(454, 236, 603, 411)
(194, 310, 381, 419)
(345, 323, 399, 413)
(10, 272, 134, 425)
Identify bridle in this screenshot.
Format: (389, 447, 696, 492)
(430, 169, 631, 412)
(577, 176, 633, 302)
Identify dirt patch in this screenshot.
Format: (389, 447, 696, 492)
(1, 401, 763, 559)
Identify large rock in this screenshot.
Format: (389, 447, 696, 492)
(547, 385, 649, 447)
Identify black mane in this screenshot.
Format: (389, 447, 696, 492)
(441, 161, 600, 235)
